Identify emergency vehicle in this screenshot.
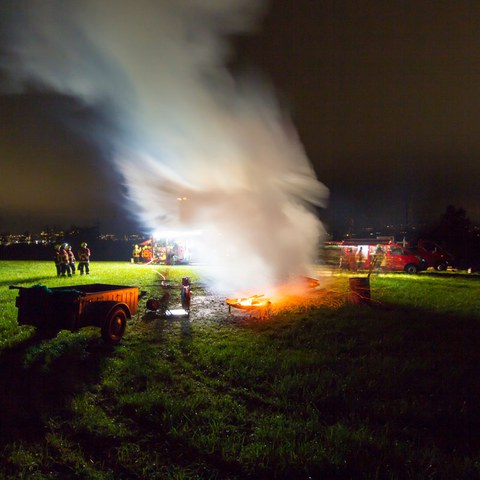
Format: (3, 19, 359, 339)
(333, 239, 427, 274)
(138, 236, 190, 264)
(408, 240, 454, 271)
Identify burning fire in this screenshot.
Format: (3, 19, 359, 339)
(226, 294, 271, 311)
(225, 276, 344, 317)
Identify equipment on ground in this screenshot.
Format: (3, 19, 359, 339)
(145, 276, 191, 318)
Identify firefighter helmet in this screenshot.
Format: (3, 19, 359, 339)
(81, 242, 87, 248)
(55, 244, 61, 251)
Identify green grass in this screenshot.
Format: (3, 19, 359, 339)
(1, 261, 480, 478)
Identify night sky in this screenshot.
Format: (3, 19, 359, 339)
(1, 0, 480, 235)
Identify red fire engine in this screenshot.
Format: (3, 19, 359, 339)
(331, 239, 427, 274)
(137, 236, 191, 265)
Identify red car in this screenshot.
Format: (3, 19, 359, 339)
(409, 240, 454, 271)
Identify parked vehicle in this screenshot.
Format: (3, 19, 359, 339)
(408, 240, 454, 271)
(335, 239, 426, 274)
(10, 283, 139, 344)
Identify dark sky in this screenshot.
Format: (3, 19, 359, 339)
(0, 92, 133, 233)
(1, 0, 480, 234)
(240, 0, 480, 229)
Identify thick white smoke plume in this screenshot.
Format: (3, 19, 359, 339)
(3, 0, 328, 294)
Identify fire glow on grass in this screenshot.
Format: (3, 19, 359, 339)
(226, 276, 346, 317)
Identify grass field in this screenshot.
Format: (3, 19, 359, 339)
(1, 261, 480, 479)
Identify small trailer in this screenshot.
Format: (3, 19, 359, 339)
(9, 283, 139, 344)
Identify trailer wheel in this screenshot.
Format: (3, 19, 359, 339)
(404, 263, 418, 274)
(436, 262, 447, 271)
(102, 306, 127, 344)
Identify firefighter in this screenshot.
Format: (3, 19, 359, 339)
(59, 243, 71, 277)
(347, 248, 357, 271)
(356, 246, 365, 270)
(54, 244, 62, 276)
(66, 244, 76, 274)
(132, 244, 141, 263)
(141, 245, 153, 263)
(373, 244, 386, 272)
(339, 248, 349, 270)
(78, 242, 91, 274)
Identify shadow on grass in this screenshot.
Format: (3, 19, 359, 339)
(420, 271, 480, 280)
(142, 310, 192, 345)
(127, 301, 480, 478)
(328, 303, 480, 452)
(0, 330, 112, 442)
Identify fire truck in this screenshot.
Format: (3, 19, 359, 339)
(137, 237, 190, 265)
(331, 239, 427, 274)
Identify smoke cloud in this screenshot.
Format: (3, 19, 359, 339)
(2, 0, 328, 294)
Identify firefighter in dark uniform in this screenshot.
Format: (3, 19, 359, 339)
(356, 246, 365, 270)
(78, 242, 91, 274)
(54, 244, 62, 276)
(66, 244, 76, 274)
(59, 243, 71, 277)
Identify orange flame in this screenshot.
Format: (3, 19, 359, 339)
(226, 275, 345, 316)
(226, 294, 271, 310)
